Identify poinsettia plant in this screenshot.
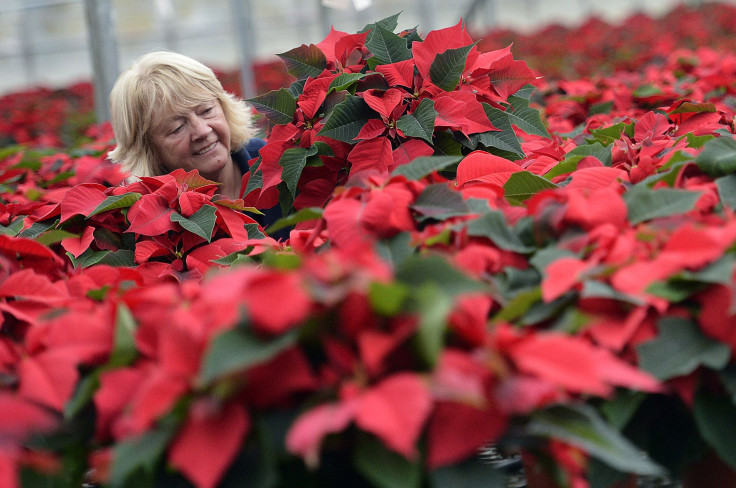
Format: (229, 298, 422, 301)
(243, 14, 546, 224)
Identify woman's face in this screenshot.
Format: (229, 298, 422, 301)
(149, 98, 232, 180)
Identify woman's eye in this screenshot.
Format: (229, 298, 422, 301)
(170, 124, 184, 135)
(201, 107, 214, 115)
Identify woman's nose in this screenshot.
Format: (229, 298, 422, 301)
(190, 115, 211, 139)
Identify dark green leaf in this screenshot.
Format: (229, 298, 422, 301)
(375, 232, 414, 270)
(565, 141, 612, 166)
(89, 192, 142, 217)
(411, 183, 469, 221)
(35, 229, 76, 246)
(354, 434, 421, 488)
(395, 254, 486, 297)
(364, 24, 412, 66)
(328, 73, 367, 93)
(0, 216, 25, 236)
(471, 104, 525, 158)
(266, 207, 323, 234)
(279, 146, 319, 201)
(685, 132, 715, 149)
(109, 303, 138, 368)
(98, 249, 135, 267)
(429, 42, 478, 92)
(199, 328, 298, 384)
(276, 44, 327, 80)
(599, 390, 647, 432)
(637, 316, 731, 380)
(429, 456, 506, 488)
(410, 283, 452, 367)
(694, 391, 736, 470)
(581, 281, 645, 306)
(391, 155, 461, 180)
(247, 88, 298, 125)
(360, 12, 401, 34)
(369, 281, 410, 317)
(528, 404, 666, 476)
(318, 94, 373, 143)
(696, 136, 736, 177)
(396, 98, 437, 144)
(64, 371, 100, 420)
(467, 210, 535, 253)
(716, 174, 736, 210)
(506, 90, 550, 138)
(503, 171, 558, 202)
(110, 423, 177, 487)
(493, 287, 542, 322)
(287, 79, 307, 98)
(170, 205, 217, 242)
(586, 122, 631, 146)
(244, 159, 264, 196)
(624, 185, 701, 224)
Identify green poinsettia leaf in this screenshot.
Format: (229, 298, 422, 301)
(199, 327, 297, 384)
(467, 210, 535, 253)
(354, 434, 421, 488)
(246, 88, 297, 125)
(279, 146, 319, 201)
(89, 192, 142, 217)
(637, 316, 731, 380)
(430, 457, 506, 488)
(503, 171, 558, 202)
(318, 94, 373, 143)
(328, 72, 367, 93)
(411, 183, 469, 221)
(586, 122, 633, 146)
(276, 44, 327, 80)
(360, 12, 401, 34)
(375, 232, 414, 270)
(396, 254, 486, 297)
(111, 423, 177, 487)
(391, 155, 461, 180)
(266, 207, 323, 234)
(0, 216, 25, 236)
(528, 404, 666, 477)
(396, 98, 437, 144)
(108, 303, 138, 368)
(716, 173, 736, 210)
(624, 185, 701, 225)
(565, 141, 612, 166)
(368, 281, 411, 317)
(170, 204, 218, 242)
(694, 391, 736, 470)
(365, 24, 413, 67)
(471, 104, 525, 158)
(505, 89, 550, 138)
(19, 219, 58, 239)
(429, 42, 478, 92)
(696, 136, 736, 177)
(35, 229, 77, 246)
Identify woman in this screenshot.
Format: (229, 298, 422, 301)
(108, 50, 265, 201)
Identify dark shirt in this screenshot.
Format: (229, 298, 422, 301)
(231, 138, 287, 239)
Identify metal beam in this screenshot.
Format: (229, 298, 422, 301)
(83, 0, 119, 122)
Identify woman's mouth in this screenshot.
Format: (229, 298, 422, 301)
(194, 141, 217, 156)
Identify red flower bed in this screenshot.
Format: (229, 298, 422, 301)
(2, 4, 736, 488)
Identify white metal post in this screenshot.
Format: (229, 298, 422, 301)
(83, 0, 119, 122)
(229, 0, 256, 98)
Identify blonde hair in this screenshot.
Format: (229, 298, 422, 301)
(108, 51, 257, 177)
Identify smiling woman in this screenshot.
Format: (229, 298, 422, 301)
(107, 51, 264, 201)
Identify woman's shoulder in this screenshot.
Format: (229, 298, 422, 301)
(243, 137, 266, 156)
